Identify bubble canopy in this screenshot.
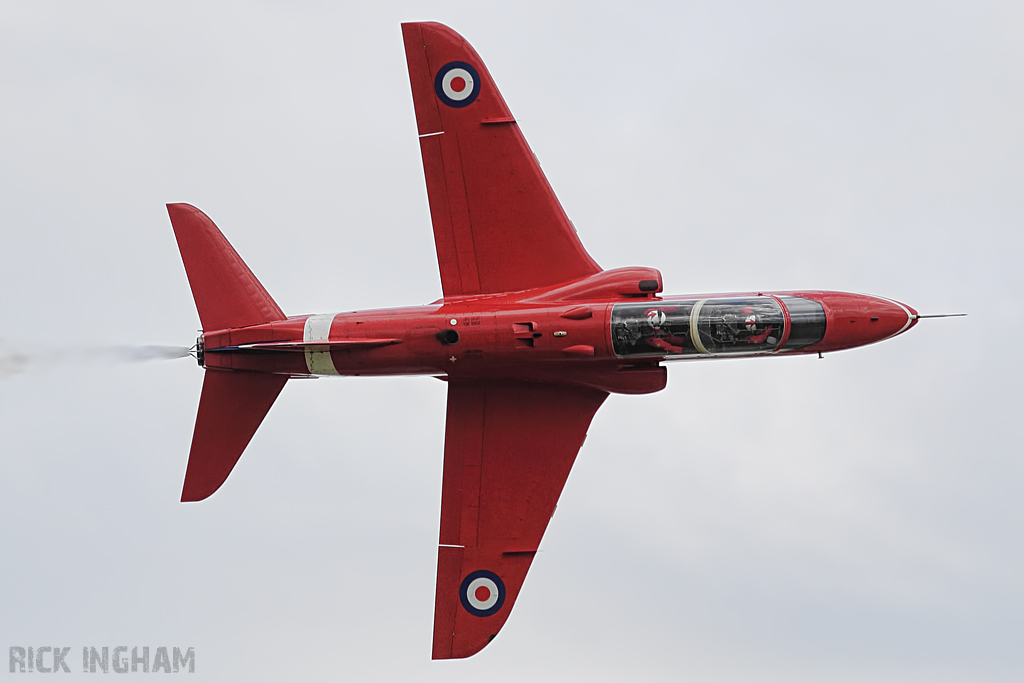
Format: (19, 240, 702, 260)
(610, 296, 826, 358)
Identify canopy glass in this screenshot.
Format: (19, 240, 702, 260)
(611, 296, 826, 358)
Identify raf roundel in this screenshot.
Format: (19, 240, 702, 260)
(434, 61, 481, 108)
(459, 570, 505, 617)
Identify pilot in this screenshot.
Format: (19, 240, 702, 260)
(741, 305, 775, 345)
(643, 306, 688, 354)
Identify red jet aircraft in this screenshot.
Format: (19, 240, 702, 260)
(169, 22, 923, 659)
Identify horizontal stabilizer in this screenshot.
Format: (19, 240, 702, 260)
(182, 369, 287, 502)
(168, 203, 286, 331)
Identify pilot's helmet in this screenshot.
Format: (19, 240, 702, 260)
(646, 309, 667, 329)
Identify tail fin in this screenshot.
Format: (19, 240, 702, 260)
(182, 369, 287, 502)
(167, 203, 286, 331)
(168, 203, 289, 501)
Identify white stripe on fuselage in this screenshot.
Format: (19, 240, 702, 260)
(303, 314, 339, 375)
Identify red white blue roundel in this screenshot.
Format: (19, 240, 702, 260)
(459, 570, 505, 617)
(434, 61, 481, 108)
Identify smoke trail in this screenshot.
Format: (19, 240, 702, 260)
(0, 341, 192, 379)
(0, 351, 31, 379)
(99, 345, 193, 361)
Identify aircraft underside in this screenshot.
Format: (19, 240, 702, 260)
(167, 22, 923, 659)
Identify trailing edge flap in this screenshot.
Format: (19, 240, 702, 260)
(181, 370, 287, 502)
(402, 22, 602, 297)
(432, 380, 608, 659)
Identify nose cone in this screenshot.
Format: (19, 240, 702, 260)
(809, 292, 917, 352)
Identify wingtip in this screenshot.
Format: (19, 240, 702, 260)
(180, 466, 225, 502)
(180, 485, 216, 503)
(166, 203, 208, 228)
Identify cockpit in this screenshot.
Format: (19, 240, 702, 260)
(610, 296, 826, 358)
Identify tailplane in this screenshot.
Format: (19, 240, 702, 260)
(182, 370, 287, 502)
(167, 203, 286, 331)
(168, 203, 289, 501)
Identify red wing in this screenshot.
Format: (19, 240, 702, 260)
(432, 380, 608, 659)
(402, 22, 602, 297)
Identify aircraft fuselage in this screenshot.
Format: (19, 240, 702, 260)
(198, 268, 917, 395)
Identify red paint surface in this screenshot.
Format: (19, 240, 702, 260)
(797, 291, 917, 353)
(168, 21, 924, 662)
(168, 203, 284, 331)
(432, 381, 607, 658)
(181, 369, 287, 502)
(403, 22, 601, 296)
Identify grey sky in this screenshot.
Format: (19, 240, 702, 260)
(1, 1, 1021, 680)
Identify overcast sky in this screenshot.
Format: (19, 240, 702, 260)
(1, 1, 1021, 680)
